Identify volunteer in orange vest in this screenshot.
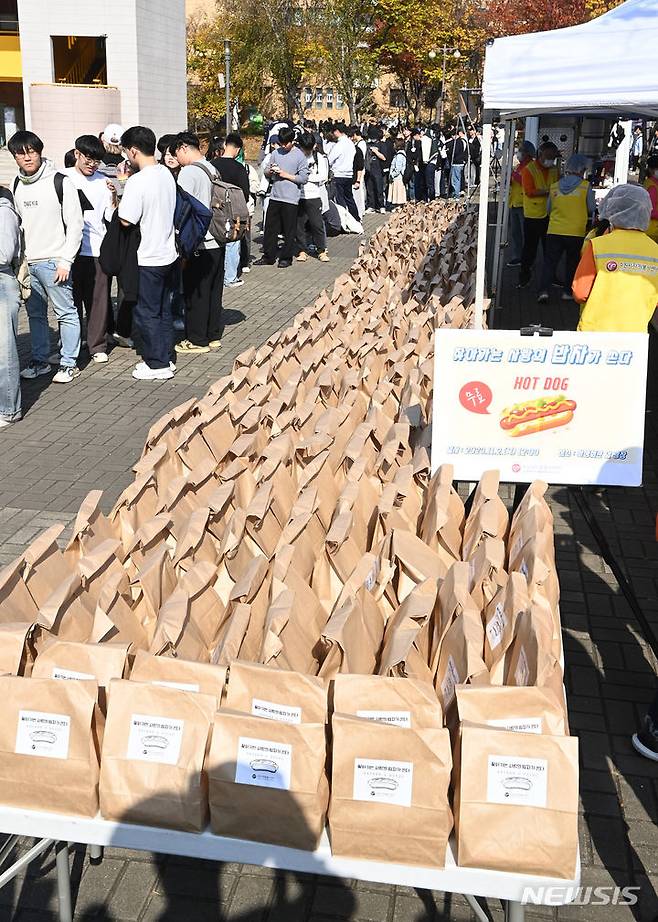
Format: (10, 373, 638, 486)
(506, 140, 535, 268)
(573, 184, 658, 332)
(518, 141, 560, 289)
(644, 154, 658, 243)
(537, 153, 594, 304)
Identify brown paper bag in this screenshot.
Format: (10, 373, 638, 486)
(504, 605, 565, 703)
(91, 570, 150, 650)
(419, 467, 464, 567)
(0, 623, 43, 676)
(260, 568, 327, 674)
(468, 537, 508, 612)
(378, 578, 438, 684)
(0, 675, 99, 816)
(332, 674, 442, 729)
(0, 558, 39, 624)
(130, 649, 226, 704)
(208, 708, 328, 849)
(462, 470, 509, 560)
(317, 587, 385, 678)
(434, 611, 488, 721)
(172, 507, 219, 572)
(64, 490, 119, 562)
(456, 725, 578, 879)
(22, 525, 68, 608)
(38, 572, 94, 642)
(111, 472, 159, 551)
(456, 684, 568, 736)
(32, 640, 128, 704)
(100, 679, 216, 831)
(329, 713, 452, 867)
(484, 572, 529, 684)
(226, 662, 327, 724)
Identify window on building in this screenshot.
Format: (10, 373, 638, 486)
(305, 86, 312, 105)
(389, 88, 405, 109)
(336, 93, 344, 109)
(315, 87, 323, 109)
(51, 35, 107, 86)
(0, 0, 18, 33)
(326, 88, 333, 109)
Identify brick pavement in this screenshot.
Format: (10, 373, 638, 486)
(1, 213, 658, 922)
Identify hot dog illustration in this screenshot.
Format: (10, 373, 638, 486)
(250, 758, 278, 775)
(502, 776, 532, 792)
(368, 777, 399, 792)
(30, 730, 57, 746)
(140, 734, 169, 751)
(499, 395, 576, 437)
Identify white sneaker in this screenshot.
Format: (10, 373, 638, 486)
(20, 362, 52, 380)
(92, 352, 108, 363)
(112, 333, 134, 349)
(132, 361, 174, 381)
(379, 208, 387, 214)
(242, 266, 251, 273)
(0, 418, 16, 429)
(53, 365, 81, 384)
(225, 279, 245, 288)
(169, 362, 176, 372)
(173, 318, 185, 332)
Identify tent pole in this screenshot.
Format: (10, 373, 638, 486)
(475, 111, 493, 330)
(491, 118, 515, 321)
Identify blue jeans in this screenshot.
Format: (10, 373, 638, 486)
(135, 262, 177, 369)
(224, 241, 240, 285)
(450, 163, 465, 198)
(0, 269, 21, 420)
(25, 259, 80, 367)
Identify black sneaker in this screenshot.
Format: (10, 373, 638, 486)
(506, 258, 521, 268)
(253, 257, 275, 266)
(516, 275, 531, 289)
(632, 715, 658, 761)
(278, 259, 292, 268)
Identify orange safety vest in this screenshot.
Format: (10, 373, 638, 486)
(547, 179, 590, 237)
(578, 228, 658, 332)
(522, 160, 558, 219)
(644, 176, 658, 243)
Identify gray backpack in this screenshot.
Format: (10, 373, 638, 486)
(193, 161, 249, 243)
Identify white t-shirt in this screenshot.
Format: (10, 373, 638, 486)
(65, 168, 114, 258)
(118, 163, 177, 267)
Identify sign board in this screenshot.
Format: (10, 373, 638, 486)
(432, 329, 648, 486)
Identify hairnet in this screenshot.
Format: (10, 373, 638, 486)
(520, 140, 536, 157)
(565, 153, 588, 175)
(599, 183, 652, 231)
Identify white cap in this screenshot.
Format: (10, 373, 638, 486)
(103, 123, 124, 146)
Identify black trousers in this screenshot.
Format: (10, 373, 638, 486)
(334, 177, 360, 220)
(72, 255, 110, 355)
(182, 246, 225, 346)
(296, 198, 326, 253)
(539, 234, 584, 293)
(264, 200, 298, 261)
(520, 216, 550, 283)
(134, 262, 177, 369)
(365, 170, 385, 210)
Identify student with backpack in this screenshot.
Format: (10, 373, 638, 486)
(170, 131, 225, 355)
(119, 126, 178, 380)
(210, 132, 250, 289)
(9, 130, 84, 384)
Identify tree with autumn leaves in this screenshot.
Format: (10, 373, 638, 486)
(187, 0, 624, 127)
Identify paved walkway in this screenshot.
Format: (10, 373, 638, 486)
(1, 208, 658, 922)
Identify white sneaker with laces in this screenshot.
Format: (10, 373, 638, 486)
(92, 352, 108, 364)
(132, 361, 174, 381)
(53, 365, 81, 384)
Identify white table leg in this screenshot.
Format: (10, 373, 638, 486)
(506, 900, 525, 922)
(89, 844, 102, 864)
(55, 841, 72, 922)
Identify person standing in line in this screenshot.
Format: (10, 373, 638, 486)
(157, 133, 186, 334)
(296, 133, 330, 262)
(423, 127, 440, 201)
(209, 132, 250, 290)
(9, 130, 83, 384)
(387, 139, 408, 209)
(446, 127, 468, 199)
(170, 131, 224, 355)
(255, 127, 309, 268)
(0, 189, 22, 425)
(631, 126, 643, 172)
(348, 125, 367, 218)
(537, 153, 594, 304)
(518, 141, 560, 289)
(66, 134, 117, 364)
(119, 126, 177, 380)
(327, 123, 359, 221)
(644, 154, 658, 243)
(467, 126, 482, 186)
(506, 140, 535, 268)
(409, 127, 426, 202)
(365, 128, 387, 213)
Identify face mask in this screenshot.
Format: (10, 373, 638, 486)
(542, 158, 557, 168)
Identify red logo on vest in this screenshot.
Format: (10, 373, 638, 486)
(606, 260, 618, 272)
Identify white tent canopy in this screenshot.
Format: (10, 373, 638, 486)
(473, 0, 658, 328)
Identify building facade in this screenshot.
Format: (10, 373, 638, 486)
(0, 0, 187, 166)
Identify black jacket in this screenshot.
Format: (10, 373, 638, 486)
(99, 211, 141, 301)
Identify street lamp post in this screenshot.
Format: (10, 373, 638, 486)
(224, 39, 231, 132)
(429, 46, 461, 126)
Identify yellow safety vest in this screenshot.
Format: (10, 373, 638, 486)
(522, 161, 558, 219)
(548, 179, 589, 237)
(578, 228, 658, 332)
(644, 176, 658, 243)
(509, 177, 524, 209)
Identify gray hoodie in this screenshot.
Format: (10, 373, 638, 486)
(547, 174, 596, 217)
(12, 160, 83, 269)
(0, 194, 20, 269)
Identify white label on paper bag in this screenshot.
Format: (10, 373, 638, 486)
(52, 667, 95, 681)
(15, 710, 71, 759)
(486, 603, 507, 651)
(126, 714, 184, 765)
(353, 758, 413, 807)
(364, 558, 380, 592)
(235, 736, 292, 789)
(440, 655, 461, 706)
(356, 709, 411, 728)
(488, 717, 543, 735)
(251, 698, 301, 725)
(152, 680, 200, 693)
(515, 646, 530, 686)
(487, 755, 548, 807)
